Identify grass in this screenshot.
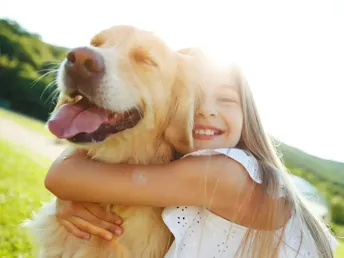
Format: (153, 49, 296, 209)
(335, 239, 344, 257)
(0, 138, 53, 258)
(0, 108, 53, 137)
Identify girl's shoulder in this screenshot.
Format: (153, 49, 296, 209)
(182, 148, 286, 199)
(182, 148, 262, 184)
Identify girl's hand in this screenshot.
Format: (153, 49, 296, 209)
(56, 201, 123, 241)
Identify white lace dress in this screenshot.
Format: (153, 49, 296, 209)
(162, 148, 338, 258)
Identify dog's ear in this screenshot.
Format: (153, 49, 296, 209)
(164, 53, 197, 154)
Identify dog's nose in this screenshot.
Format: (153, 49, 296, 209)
(65, 47, 105, 78)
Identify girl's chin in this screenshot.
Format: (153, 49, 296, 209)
(193, 141, 218, 151)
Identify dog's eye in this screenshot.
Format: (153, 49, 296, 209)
(131, 47, 158, 67)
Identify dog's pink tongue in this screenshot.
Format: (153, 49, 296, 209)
(48, 103, 108, 139)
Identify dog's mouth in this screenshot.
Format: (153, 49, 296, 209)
(47, 92, 142, 144)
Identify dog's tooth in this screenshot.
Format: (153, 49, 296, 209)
(74, 95, 83, 103)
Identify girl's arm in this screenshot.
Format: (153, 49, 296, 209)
(46, 147, 251, 208)
(45, 147, 290, 229)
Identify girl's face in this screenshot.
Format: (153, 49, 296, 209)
(193, 69, 243, 151)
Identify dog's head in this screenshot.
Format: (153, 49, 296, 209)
(48, 25, 195, 153)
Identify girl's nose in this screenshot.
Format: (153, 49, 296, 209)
(196, 99, 218, 117)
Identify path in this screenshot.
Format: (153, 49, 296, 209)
(0, 117, 66, 160)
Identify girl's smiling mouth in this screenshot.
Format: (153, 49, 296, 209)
(193, 124, 224, 139)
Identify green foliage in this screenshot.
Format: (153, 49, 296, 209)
(0, 18, 67, 122)
(332, 197, 344, 225)
(0, 139, 53, 258)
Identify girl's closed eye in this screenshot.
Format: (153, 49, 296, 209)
(217, 86, 240, 105)
(217, 96, 236, 104)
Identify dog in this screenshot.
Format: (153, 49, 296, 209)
(22, 25, 197, 258)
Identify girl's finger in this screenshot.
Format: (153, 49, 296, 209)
(73, 206, 123, 235)
(68, 216, 114, 241)
(84, 203, 122, 225)
(60, 219, 90, 240)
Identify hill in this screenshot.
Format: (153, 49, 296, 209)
(0, 19, 67, 121)
(0, 18, 343, 225)
(280, 142, 344, 186)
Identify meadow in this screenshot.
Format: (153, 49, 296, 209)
(0, 138, 53, 257)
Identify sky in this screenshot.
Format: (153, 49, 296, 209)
(2, 0, 344, 162)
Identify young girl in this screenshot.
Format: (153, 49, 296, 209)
(44, 50, 338, 257)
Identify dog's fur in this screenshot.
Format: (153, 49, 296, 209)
(23, 25, 197, 258)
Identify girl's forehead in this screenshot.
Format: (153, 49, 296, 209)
(198, 67, 239, 92)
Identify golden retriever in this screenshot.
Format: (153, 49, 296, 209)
(23, 25, 196, 258)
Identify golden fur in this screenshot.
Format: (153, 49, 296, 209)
(23, 25, 196, 258)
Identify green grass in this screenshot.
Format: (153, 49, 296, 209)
(0, 108, 53, 137)
(335, 239, 344, 257)
(0, 139, 53, 258)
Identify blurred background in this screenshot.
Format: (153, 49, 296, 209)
(0, 0, 343, 257)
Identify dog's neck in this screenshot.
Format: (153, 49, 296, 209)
(85, 129, 174, 165)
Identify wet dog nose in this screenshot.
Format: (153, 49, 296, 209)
(65, 47, 105, 78)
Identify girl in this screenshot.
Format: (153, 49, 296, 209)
(45, 50, 337, 257)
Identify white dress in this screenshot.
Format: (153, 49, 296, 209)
(162, 148, 338, 258)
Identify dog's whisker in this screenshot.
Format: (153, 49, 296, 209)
(45, 85, 60, 105)
(30, 70, 58, 88)
(45, 60, 65, 65)
(36, 68, 59, 73)
(41, 80, 58, 103)
(125, 110, 134, 126)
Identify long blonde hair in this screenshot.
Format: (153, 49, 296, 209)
(179, 48, 334, 258)
(234, 66, 334, 258)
